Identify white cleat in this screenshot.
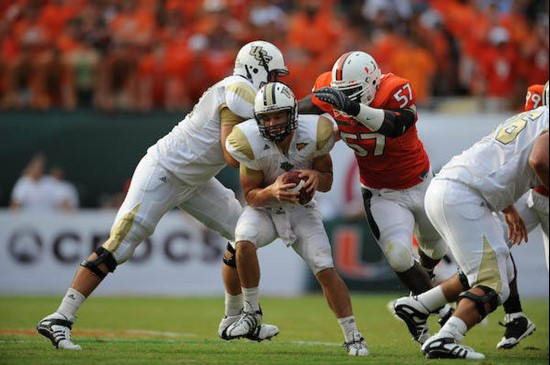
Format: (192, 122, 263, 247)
(246, 322, 279, 342)
(37, 312, 81, 350)
(224, 304, 263, 340)
(343, 330, 369, 356)
(218, 314, 241, 340)
(421, 333, 485, 360)
(218, 313, 279, 342)
(496, 313, 536, 349)
(389, 296, 431, 344)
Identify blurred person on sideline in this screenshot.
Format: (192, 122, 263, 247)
(10, 154, 80, 212)
(300, 51, 453, 342)
(391, 104, 548, 359)
(43, 166, 80, 212)
(36, 40, 289, 350)
(10, 153, 52, 211)
(224, 82, 368, 356)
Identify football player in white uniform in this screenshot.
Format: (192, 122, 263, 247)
(493, 80, 548, 350)
(37, 41, 289, 350)
(223, 82, 368, 356)
(391, 106, 548, 359)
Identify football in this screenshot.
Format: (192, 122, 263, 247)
(282, 170, 314, 205)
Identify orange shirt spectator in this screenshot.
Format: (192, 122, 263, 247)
(287, 0, 341, 59)
(476, 39, 519, 98)
(370, 27, 407, 76)
(38, 0, 81, 41)
(389, 38, 436, 104)
(109, 1, 155, 46)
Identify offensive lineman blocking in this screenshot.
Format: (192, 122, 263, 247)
(393, 106, 549, 359)
(36, 41, 289, 349)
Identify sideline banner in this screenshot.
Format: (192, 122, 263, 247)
(0, 210, 307, 296)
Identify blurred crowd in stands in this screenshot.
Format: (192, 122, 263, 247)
(0, 0, 548, 112)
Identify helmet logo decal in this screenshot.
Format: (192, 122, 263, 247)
(335, 51, 353, 81)
(364, 66, 370, 73)
(249, 46, 272, 66)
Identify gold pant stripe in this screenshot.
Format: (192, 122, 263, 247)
(476, 235, 502, 293)
(103, 204, 141, 253)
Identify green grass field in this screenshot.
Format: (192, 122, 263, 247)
(0, 294, 547, 364)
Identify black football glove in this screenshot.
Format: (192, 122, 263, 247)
(313, 87, 361, 117)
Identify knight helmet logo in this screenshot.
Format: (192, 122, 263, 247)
(249, 46, 273, 66)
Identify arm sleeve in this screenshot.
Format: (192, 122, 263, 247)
(219, 104, 247, 127)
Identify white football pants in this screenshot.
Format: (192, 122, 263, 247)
(361, 170, 448, 273)
(103, 154, 242, 264)
(425, 179, 514, 303)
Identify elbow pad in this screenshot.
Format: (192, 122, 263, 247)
(379, 109, 416, 137)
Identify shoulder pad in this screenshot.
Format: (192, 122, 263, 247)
(317, 115, 335, 151)
(226, 123, 255, 163)
(225, 81, 256, 119)
(373, 73, 416, 109)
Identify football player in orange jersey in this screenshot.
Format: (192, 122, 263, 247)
(299, 51, 453, 342)
(494, 81, 548, 350)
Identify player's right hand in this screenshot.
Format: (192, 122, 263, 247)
(314, 87, 360, 116)
(270, 174, 299, 203)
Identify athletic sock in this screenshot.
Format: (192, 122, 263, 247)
(224, 292, 243, 316)
(439, 316, 467, 342)
(56, 288, 85, 321)
(416, 286, 448, 312)
(242, 287, 260, 312)
(338, 315, 359, 342)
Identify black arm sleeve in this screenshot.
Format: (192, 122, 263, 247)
(377, 108, 416, 138)
(298, 94, 323, 115)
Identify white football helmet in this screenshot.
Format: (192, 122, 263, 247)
(330, 51, 381, 106)
(543, 80, 549, 107)
(254, 82, 298, 141)
(234, 41, 289, 90)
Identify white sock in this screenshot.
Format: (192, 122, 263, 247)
(241, 287, 260, 312)
(224, 293, 243, 316)
(416, 286, 448, 312)
(56, 288, 85, 321)
(439, 316, 467, 342)
(338, 315, 359, 342)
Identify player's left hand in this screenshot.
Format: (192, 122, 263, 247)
(297, 169, 320, 194)
(502, 205, 528, 245)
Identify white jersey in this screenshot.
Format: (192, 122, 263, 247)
(147, 75, 256, 185)
(226, 114, 336, 207)
(435, 106, 549, 211)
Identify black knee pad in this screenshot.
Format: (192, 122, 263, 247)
(80, 247, 118, 280)
(457, 285, 499, 321)
(222, 242, 236, 268)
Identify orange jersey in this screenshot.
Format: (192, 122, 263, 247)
(524, 84, 548, 197)
(311, 72, 430, 190)
(524, 84, 545, 111)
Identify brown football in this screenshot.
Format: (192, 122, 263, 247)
(282, 170, 314, 205)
